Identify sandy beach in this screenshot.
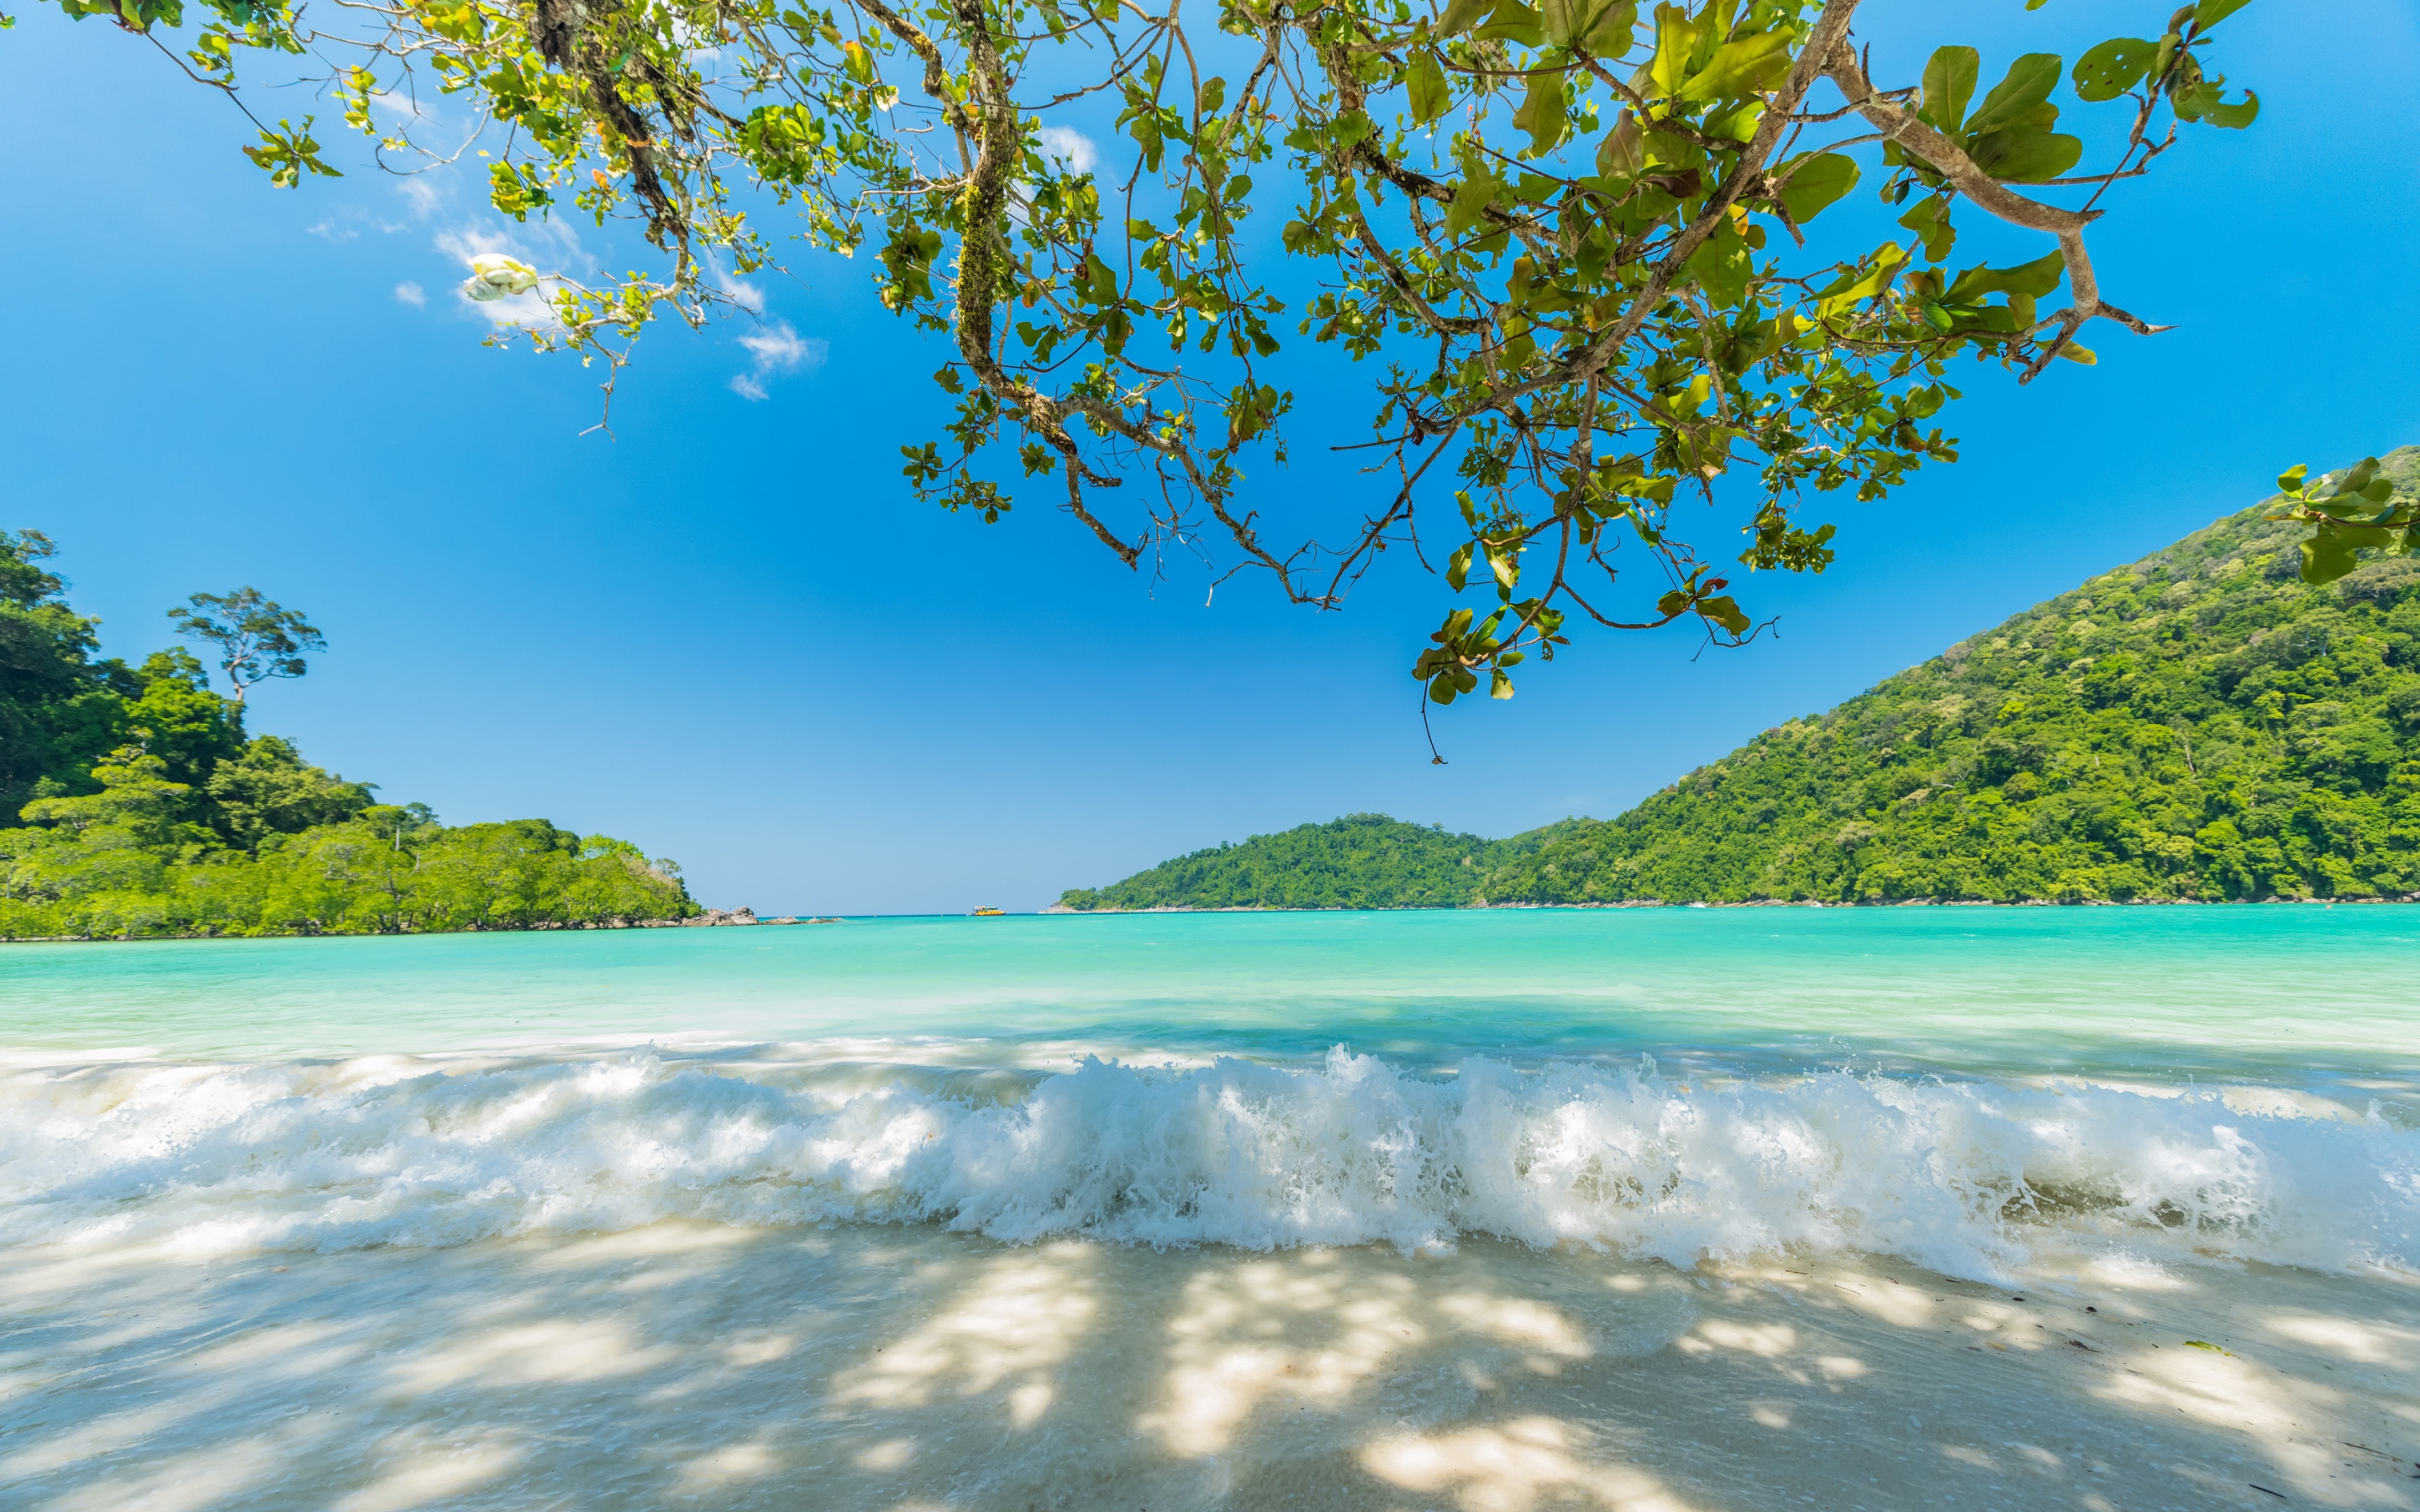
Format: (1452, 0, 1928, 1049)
(8, 1223, 2417, 1510)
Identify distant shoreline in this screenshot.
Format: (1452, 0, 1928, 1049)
(0, 906, 802, 946)
(1046, 894, 2420, 913)
(13, 893, 2414, 943)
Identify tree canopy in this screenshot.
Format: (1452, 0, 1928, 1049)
(169, 587, 326, 704)
(1060, 450, 2420, 907)
(24, 0, 2316, 703)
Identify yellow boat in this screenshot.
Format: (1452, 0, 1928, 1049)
(971, 906, 1005, 916)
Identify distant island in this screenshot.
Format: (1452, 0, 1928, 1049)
(0, 533, 697, 940)
(1060, 451, 2420, 909)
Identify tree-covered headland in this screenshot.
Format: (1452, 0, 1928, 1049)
(0, 533, 696, 939)
(1061, 453, 2420, 908)
(1055, 813, 1570, 911)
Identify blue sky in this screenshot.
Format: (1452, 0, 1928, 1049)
(2, 1, 2414, 914)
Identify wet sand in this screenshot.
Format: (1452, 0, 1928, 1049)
(6, 1225, 2418, 1510)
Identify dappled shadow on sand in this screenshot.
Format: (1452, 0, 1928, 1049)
(5, 1226, 2420, 1511)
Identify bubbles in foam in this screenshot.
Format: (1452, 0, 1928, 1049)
(3, 1047, 2414, 1280)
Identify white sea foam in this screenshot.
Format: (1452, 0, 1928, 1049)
(3, 1047, 2414, 1281)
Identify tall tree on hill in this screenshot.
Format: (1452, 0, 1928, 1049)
(21, 0, 2289, 703)
(168, 589, 324, 706)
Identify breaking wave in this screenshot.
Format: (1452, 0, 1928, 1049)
(6, 1047, 2416, 1281)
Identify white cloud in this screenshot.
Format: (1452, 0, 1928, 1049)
(729, 320, 827, 402)
(371, 89, 425, 123)
(395, 176, 445, 222)
(715, 265, 765, 313)
(395, 281, 426, 306)
(1037, 126, 1098, 173)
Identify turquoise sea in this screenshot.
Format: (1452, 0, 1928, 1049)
(4, 906, 2417, 1268)
(8, 908, 2420, 1509)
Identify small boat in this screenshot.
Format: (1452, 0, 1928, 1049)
(971, 906, 1006, 916)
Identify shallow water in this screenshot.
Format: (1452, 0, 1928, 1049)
(6, 904, 2415, 1073)
(6, 907, 2420, 1274)
(6, 908, 2419, 1509)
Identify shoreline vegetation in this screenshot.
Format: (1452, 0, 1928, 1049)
(0, 532, 700, 942)
(1045, 894, 2420, 912)
(1062, 455, 2420, 912)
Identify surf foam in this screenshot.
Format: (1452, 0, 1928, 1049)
(5, 1047, 2414, 1280)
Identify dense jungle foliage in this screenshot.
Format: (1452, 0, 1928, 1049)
(0, 533, 696, 938)
(1493, 453, 2420, 904)
(1065, 452, 2420, 908)
(1055, 814, 1541, 911)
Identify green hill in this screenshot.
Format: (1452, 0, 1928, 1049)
(1054, 813, 1569, 911)
(1060, 452, 2420, 908)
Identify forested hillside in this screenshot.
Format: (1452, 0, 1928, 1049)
(1055, 814, 1560, 911)
(1061, 453, 2420, 909)
(0, 532, 696, 938)
(1490, 453, 2420, 904)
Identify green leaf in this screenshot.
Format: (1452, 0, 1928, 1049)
(2275, 463, 2308, 496)
(2175, 83, 2259, 129)
(2302, 530, 2361, 585)
(1597, 112, 1644, 177)
(1776, 152, 1859, 223)
(1409, 50, 1449, 124)
(2331, 457, 2383, 499)
(1685, 216, 1753, 307)
(1944, 249, 2065, 303)
(1437, 0, 1491, 36)
(1967, 127, 2083, 183)
(1699, 596, 1749, 634)
(1648, 3, 1699, 96)
(1897, 193, 1954, 261)
(1964, 52, 2063, 138)
(1445, 168, 1499, 239)
(1447, 543, 1474, 591)
(1582, 0, 1635, 54)
(1919, 45, 1978, 134)
(1676, 29, 1791, 102)
(1815, 243, 1907, 319)
(1536, 0, 1587, 48)
(1484, 540, 1522, 592)
(1537, 0, 1634, 50)
(1491, 668, 1516, 699)
(1512, 67, 1570, 156)
(2194, 0, 2254, 26)
(2071, 37, 2156, 102)
(1474, 0, 1544, 46)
